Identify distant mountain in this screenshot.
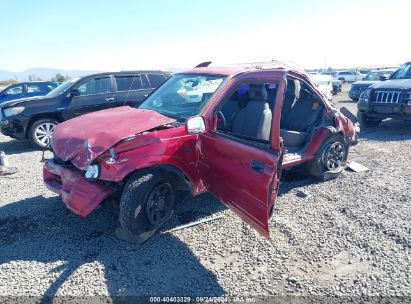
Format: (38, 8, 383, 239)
(0, 68, 101, 81)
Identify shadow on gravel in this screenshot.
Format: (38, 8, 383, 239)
(0, 138, 36, 155)
(278, 170, 320, 197)
(359, 119, 411, 141)
(0, 194, 225, 300)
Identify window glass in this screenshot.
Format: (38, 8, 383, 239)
(77, 77, 111, 95)
(390, 64, 411, 80)
(115, 75, 142, 91)
(140, 74, 226, 120)
(5, 85, 23, 95)
(27, 84, 44, 93)
(148, 74, 166, 88)
(216, 83, 276, 143)
(141, 74, 150, 89)
(47, 84, 57, 90)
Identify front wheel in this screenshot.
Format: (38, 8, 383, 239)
(307, 134, 348, 180)
(357, 111, 382, 128)
(29, 118, 59, 149)
(118, 169, 176, 243)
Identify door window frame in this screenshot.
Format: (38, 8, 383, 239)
(208, 78, 283, 153)
(73, 75, 114, 97)
(113, 73, 145, 92)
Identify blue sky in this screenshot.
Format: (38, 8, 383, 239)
(0, 0, 409, 71)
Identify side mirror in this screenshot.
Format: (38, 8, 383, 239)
(186, 116, 206, 134)
(379, 75, 388, 81)
(69, 89, 80, 97)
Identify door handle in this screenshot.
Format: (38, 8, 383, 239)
(105, 97, 115, 102)
(251, 160, 265, 173)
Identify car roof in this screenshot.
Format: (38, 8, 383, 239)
(180, 61, 305, 78)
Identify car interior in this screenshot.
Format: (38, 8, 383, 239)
(216, 78, 325, 152)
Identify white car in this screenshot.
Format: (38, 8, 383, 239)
(308, 74, 334, 100)
(334, 70, 366, 83)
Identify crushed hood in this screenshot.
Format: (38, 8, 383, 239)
(51, 106, 175, 169)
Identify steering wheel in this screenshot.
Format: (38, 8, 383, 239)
(217, 110, 227, 130)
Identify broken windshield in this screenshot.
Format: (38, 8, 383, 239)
(139, 74, 226, 120)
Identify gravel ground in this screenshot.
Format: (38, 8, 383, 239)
(0, 84, 410, 301)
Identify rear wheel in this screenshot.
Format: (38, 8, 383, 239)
(357, 111, 382, 128)
(307, 134, 348, 180)
(29, 118, 58, 149)
(118, 169, 176, 243)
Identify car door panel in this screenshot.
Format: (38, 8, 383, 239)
(197, 131, 280, 239)
(114, 89, 153, 107)
(195, 77, 285, 238)
(61, 75, 114, 120)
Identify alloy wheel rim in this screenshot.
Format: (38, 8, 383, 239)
(145, 183, 174, 226)
(34, 122, 56, 147)
(321, 142, 346, 171)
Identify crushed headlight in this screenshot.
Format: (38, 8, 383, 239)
(84, 164, 99, 179)
(3, 106, 25, 117)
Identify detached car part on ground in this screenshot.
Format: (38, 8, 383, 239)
(43, 62, 358, 242)
(0, 71, 171, 149)
(357, 61, 411, 127)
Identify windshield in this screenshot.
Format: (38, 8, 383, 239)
(46, 78, 79, 97)
(390, 64, 411, 80)
(139, 73, 226, 120)
(363, 72, 382, 81)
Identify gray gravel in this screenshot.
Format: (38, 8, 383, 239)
(0, 85, 410, 300)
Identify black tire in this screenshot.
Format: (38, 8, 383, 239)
(307, 133, 348, 180)
(357, 111, 382, 128)
(119, 169, 176, 239)
(338, 78, 345, 84)
(29, 118, 59, 149)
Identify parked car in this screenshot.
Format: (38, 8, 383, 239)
(43, 62, 358, 243)
(334, 70, 366, 83)
(0, 81, 58, 104)
(357, 61, 411, 127)
(0, 71, 171, 148)
(349, 70, 395, 101)
(308, 74, 333, 99)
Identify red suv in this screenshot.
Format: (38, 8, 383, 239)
(43, 62, 358, 242)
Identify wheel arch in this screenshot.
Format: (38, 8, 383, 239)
(25, 113, 62, 138)
(122, 164, 195, 195)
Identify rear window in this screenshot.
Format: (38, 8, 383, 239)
(115, 75, 143, 91)
(147, 74, 166, 88)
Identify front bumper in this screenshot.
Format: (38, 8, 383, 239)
(43, 159, 115, 217)
(0, 115, 30, 139)
(358, 101, 411, 119)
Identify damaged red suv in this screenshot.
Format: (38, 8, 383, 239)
(43, 62, 358, 242)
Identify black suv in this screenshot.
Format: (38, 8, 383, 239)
(0, 71, 171, 148)
(357, 61, 411, 127)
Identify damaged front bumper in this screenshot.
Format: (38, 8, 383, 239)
(43, 159, 115, 217)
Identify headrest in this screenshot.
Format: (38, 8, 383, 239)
(285, 79, 301, 100)
(248, 84, 268, 102)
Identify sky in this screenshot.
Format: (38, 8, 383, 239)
(0, 0, 410, 72)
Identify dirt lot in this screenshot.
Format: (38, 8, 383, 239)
(0, 84, 410, 301)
